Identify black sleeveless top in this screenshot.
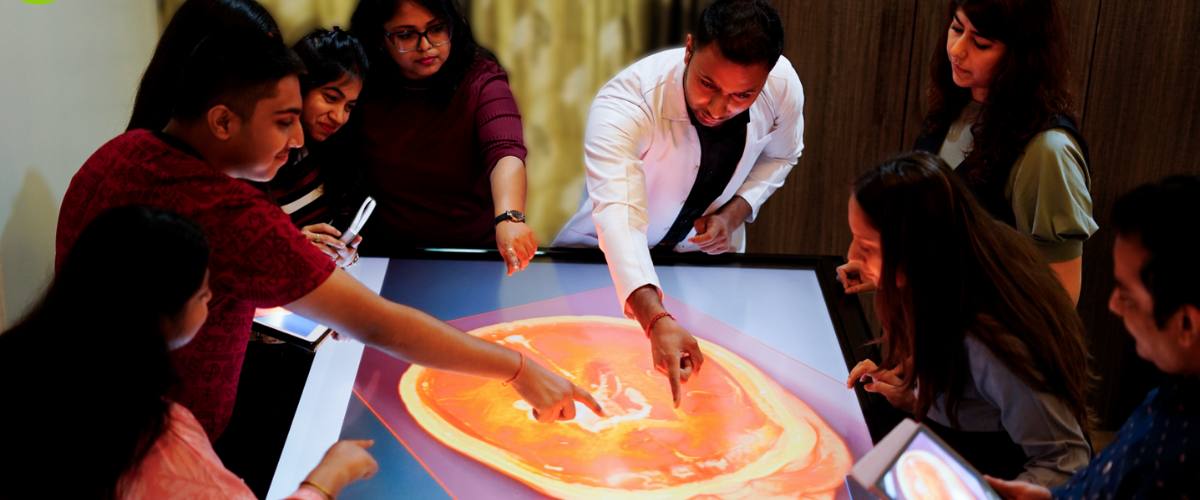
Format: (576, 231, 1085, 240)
(913, 115, 1090, 227)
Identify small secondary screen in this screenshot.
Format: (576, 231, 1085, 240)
(878, 429, 1001, 500)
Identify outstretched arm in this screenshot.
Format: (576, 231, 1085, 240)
(491, 156, 536, 275)
(286, 270, 602, 422)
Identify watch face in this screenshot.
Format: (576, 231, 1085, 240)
(509, 210, 526, 222)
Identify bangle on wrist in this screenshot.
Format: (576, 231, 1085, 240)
(301, 480, 334, 500)
(645, 311, 674, 338)
(502, 351, 525, 386)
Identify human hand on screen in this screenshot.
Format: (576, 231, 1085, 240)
(496, 221, 536, 275)
(836, 261, 876, 294)
(649, 318, 706, 408)
(984, 476, 1052, 500)
(301, 223, 361, 267)
(303, 439, 379, 498)
(846, 359, 914, 413)
(688, 214, 734, 254)
(511, 357, 605, 423)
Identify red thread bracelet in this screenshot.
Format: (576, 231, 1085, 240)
(502, 352, 525, 386)
(645, 311, 674, 338)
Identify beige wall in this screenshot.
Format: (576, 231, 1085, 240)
(161, 0, 358, 45)
(470, 0, 661, 243)
(0, 0, 159, 327)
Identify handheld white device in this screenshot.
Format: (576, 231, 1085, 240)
(851, 419, 1003, 500)
(340, 196, 376, 244)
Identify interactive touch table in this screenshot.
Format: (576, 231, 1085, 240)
(266, 250, 885, 500)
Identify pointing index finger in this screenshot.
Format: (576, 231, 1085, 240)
(667, 354, 683, 408)
(574, 385, 605, 417)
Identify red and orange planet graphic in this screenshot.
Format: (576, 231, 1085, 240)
(401, 316, 851, 500)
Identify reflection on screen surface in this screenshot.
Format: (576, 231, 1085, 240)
(253, 308, 327, 342)
(879, 430, 999, 500)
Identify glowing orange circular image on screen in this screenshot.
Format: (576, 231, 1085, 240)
(400, 316, 851, 499)
(896, 450, 977, 500)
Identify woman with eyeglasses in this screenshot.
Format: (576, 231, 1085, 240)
(334, 0, 535, 274)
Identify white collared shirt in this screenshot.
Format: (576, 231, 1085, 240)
(552, 48, 805, 316)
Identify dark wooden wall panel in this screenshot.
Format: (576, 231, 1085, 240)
(1073, 0, 1200, 427)
(750, 0, 920, 257)
(1062, 0, 1103, 124)
(900, 0, 948, 148)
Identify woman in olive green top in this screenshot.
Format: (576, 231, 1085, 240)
(839, 0, 1095, 303)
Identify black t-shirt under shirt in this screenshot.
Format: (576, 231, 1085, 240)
(658, 108, 751, 247)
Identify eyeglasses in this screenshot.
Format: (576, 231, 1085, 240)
(384, 23, 453, 53)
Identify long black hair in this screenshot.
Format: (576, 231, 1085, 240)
(127, 0, 281, 131)
(855, 152, 1093, 436)
(294, 27, 370, 95)
(277, 28, 372, 200)
(0, 206, 210, 499)
(923, 0, 1077, 183)
(349, 0, 495, 99)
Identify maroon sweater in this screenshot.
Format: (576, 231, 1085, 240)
(349, 57, 527, 252)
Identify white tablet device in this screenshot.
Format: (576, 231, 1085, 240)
(851, 419, 1003, 500)
(252, 307, 333, 351)
(339, 196, 375, 244)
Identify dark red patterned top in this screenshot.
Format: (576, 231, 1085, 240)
(55, 129, 336, 440)
(341, 57, 527, 252)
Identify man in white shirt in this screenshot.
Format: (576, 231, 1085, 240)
(553, 0, 804, 407)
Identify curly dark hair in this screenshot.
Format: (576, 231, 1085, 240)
(923, 0, 1078, 181)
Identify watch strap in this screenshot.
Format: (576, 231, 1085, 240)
(494, 210, 525, 226)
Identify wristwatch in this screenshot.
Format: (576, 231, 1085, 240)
(494, 210, 526, 226)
